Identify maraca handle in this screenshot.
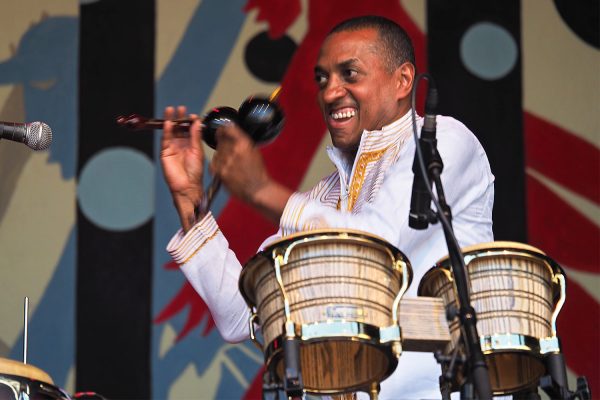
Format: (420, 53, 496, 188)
(116, 114, 193, 131)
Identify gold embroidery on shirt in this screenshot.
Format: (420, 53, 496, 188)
(175, 216, 218, 255)
(346, 146, 391, 211)
(181, 228, 221, 265)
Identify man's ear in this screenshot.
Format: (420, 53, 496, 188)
(395, 62, 415, 100)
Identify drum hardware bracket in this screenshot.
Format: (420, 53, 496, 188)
(248, 312, 263, 351)
(539, 336, 561, 354)
(434, 346, 467, 400)
(282, 333, 303, 398)
(262, 368, 282, 400)
(379, 325, 403, 357)
(539, 374, 591, 400)
(539, 352, 591, 400)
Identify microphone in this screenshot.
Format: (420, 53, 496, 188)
(0, 121, 52, 150)
(408, 82, 439, 230)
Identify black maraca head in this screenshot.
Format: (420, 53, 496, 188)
(202, 106, 240, 149)
(237, 96, 284, 145)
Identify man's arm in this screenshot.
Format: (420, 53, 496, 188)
(161, 108, 287, 342)
(211, 123, 292, 223)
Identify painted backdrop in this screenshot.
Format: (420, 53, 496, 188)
(0, 0, 597, 398)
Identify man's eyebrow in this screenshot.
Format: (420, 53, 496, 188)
(314, 58, 360, 74)
(338, 58, 360, 69)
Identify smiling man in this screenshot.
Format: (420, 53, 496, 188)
(314, 24, 413, 157)
(161, 15, 494, 399)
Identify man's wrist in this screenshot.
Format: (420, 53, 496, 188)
(250, 179, 292, 223)
(172, 192, 203, 233)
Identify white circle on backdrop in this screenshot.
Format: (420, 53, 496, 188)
(78, 147, 154, 231)
(460, 22, 518, 80)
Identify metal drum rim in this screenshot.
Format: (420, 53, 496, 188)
(239, 229, 412, 307)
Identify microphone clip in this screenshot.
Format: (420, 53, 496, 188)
(408, 119, 445, 230)
(409, 207, 438, 228)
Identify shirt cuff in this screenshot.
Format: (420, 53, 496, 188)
(166, 212, 220, 264)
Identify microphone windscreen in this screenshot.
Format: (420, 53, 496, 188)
(26, 122, 52, 150)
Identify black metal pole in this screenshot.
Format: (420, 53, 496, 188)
(409, 73, 491, 398)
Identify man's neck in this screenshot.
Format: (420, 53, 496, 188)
(332, 107, 413, 165)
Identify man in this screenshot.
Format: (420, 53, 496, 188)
(161, 15, 494, 399)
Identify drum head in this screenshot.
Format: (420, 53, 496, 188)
(0, 358, 54, 385)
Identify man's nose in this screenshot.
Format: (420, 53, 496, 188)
(322, 77, 346, 104)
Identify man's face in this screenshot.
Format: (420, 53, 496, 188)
(315, 28, 404, 154)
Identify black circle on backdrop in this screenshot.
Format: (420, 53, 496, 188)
(244, 31, 297, 83)
(553, 0, 599, 49)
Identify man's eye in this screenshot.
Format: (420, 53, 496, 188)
(343, 69, 358, 80)
(315, 74, 327, 87)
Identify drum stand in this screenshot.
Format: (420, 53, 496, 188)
(434, 345, 466, 400)
(434, 332, 592, 399)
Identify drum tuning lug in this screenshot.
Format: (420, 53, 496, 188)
(391, 341, 402, 358)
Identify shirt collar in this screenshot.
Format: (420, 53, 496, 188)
(326, 109, 416, 177)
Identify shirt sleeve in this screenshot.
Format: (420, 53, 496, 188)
(166, 212, 252, 343)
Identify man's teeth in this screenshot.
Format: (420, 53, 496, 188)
(331, 110, 356, 120)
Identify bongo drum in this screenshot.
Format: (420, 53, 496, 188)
(418, 241, 566, 395)
(0, 357, 70, 399)
(239, 229, 413, 395)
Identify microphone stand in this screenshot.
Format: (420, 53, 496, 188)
(409, 74, 492, 399)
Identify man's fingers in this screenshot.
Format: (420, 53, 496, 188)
(215, 123, 249, 147)
(162, 106, 177, 141)
(164, 106, 175, 120)
(176, 105, 187, 120)
(163, 120, 174, 141)
(163, 106, 175, 141)
(189, 119, 204, 154)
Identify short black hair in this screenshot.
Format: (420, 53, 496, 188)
(329, 15, 416, 72)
